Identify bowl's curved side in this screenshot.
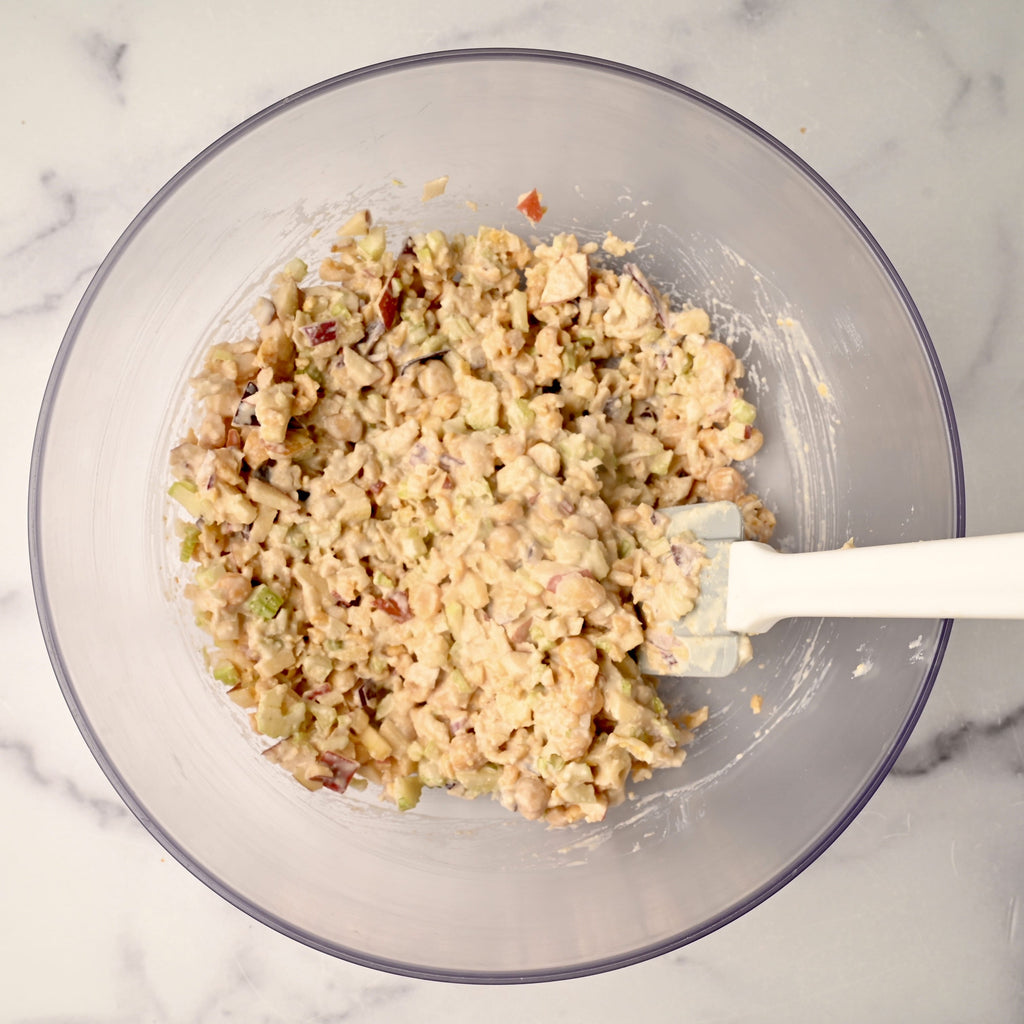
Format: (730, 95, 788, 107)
(29, 48, 963, 983)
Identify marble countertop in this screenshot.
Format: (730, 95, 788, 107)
(4, 1, 1024, 1020)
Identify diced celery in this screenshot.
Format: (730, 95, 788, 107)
(168, 480, 206, 519)
(537, 753, 565, 779)
(649, 694, 666, 716)
(299, 364, 325, 387)
(213, 661, 240, 687)
(730, 398, 757, 425)
(554, 432, 592, 465)
(328, 288, 358, 317)
(372, 571, 395, 590)
(450, 668, 471, 696)
(246, 584, 284, 620)
(508, 397, 536, 429)
(457, 765, 501, 794)
(255, 682, 307, 738)
(194, 563, 226, 589)
(444, 601, 464, 636)
(560, 782, 598, 806)
(179, 524, 200, 562)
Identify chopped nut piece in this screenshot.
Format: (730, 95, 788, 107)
(421, 175, 449, 201)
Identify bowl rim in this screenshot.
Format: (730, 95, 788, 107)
(28, 46, 966, 984)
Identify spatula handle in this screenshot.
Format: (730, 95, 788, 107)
(725, 533, 1024, 634)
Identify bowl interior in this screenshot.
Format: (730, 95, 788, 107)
(31, 51, 960, 981)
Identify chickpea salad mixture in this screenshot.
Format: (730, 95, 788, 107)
(169, 211, 774, 826)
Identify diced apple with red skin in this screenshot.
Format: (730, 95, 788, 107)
(373, 591, 413, 622)
(319, 751, 360, 793)
(301, 320, 337, 345)
(376, 286, 400, 331)
(516, 188, 547, 224)
(373, 244, 411, 331)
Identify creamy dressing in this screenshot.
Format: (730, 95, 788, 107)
(168, 219, 770, 826)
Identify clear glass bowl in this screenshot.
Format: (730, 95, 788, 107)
(30, 50, 963, 982)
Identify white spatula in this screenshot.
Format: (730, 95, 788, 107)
(640, 501, 1024, 677)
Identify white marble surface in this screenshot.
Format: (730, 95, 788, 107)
(4, 0, 1024, 1019)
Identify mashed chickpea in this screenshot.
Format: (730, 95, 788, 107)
(169, 215, 772, 825)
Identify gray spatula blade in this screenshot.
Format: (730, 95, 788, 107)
(638, 502, 748, 677)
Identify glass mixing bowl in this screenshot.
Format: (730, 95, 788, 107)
(30, 50, 963, 982)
